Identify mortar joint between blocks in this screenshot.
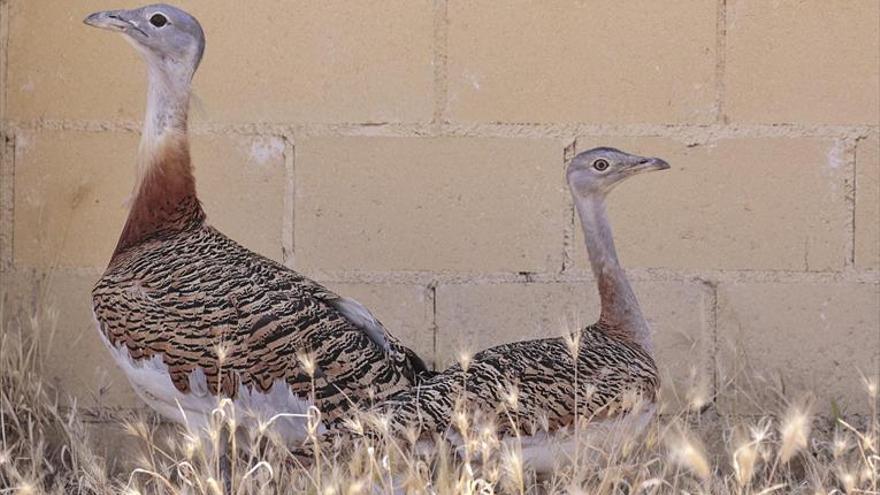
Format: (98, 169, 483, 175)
(303, 268, 879, 288)
(428, 282, 439, 371)
(8, 120, 880, 142)
(281, 133, 296, 269)
(0, 0, 9, 126)
(841, 137, 859, 269)
(700, 278, 720, 406)
(714, 0, 728, 124)
(0, 132, 14, 273)
(561, 139, 578, 273)
(431, 0, 449, 130)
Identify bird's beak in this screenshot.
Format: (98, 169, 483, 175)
(83, 10, 133, 32)
(629, 156, 671, 174)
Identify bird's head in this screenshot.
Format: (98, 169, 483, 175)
(84, 4, 205, 80)
(566, 147, 670, 197)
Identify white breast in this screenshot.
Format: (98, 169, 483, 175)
(92, 313, 322, 446)
(432, 404, 657, 474)
(516, 404, 656, 473)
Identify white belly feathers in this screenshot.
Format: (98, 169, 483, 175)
(92, 312, 322, 446)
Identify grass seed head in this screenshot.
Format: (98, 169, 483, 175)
(504, 383, 520, 410)
(686, 370, 711, 412)
(666, 427, 711, 480)
(732, 438, 759, 487)
(836, 466, 857, 493)
(563, 331, 581, 358)
(862, 375, 878, 399)
(215, 342, 230, 364)
(297, 351, 318, 378)
(458, 351, 473, 373)
(16, 482, 37, 495)
(779, 405, 812, 463)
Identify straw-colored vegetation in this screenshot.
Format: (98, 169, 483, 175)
(1, 290, 877, 494)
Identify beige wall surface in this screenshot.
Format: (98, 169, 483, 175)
(0, 0, 878, 417)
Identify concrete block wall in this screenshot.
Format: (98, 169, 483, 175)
(0, 0, 878, 418)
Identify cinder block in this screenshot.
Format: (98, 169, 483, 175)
(193, 135, 287, 262)
(1, 269, 140, 408)
(725, 0, 880, 124)
(8, 0, 434, 123)
(7, 0, 144, 122)
(717, 282, 880, 415)
(294, 137, 566, 273)
(856, 136, 879, 270)
(322, 282, 436, 368)
(13, 131, 286, 268)
(572, 137, 849, 271)
(13, 131, 131, 268)
(447, 0, 717, 123)
(435, 281, 711, 407)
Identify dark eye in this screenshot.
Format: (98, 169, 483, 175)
(593, 159, 609, 171)
(150, 13, 168, 27)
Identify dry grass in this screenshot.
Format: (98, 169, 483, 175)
(1, 295, 878, 494)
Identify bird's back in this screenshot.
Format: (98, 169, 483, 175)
(93, 223, 428, 441)
(370, 325, 659, 441)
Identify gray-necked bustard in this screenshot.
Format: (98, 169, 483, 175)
(84, 4, 429, 445)
(310, 147, 670, 470)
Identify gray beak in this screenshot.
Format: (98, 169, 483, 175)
(632, 156, 671, 173)
(83, 10, 132, 32)
(646, 157, 671, 171)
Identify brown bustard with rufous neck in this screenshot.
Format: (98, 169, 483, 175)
(85, 3, 430, 446)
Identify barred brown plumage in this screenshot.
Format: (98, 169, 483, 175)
(85, 4, 429, 444)
(302, 147, 672, 470)
(93, 223, 429, 436)
(371, 324, 659, 438)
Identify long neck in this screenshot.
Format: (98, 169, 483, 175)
(573, 190, 652, 353)
(113, 63, 204, 258)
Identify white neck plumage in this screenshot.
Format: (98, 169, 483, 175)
(137, 60, 192, 178)
(573, 191, 653, 354)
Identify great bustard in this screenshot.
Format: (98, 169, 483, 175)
(84, 4, 429, 445)
(305, 147, 670, 471)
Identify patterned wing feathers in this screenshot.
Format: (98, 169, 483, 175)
(93, 226, 427, 424)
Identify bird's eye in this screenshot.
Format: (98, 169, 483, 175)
(150, 13, 169, 27)
(593, 159, 610, 171)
